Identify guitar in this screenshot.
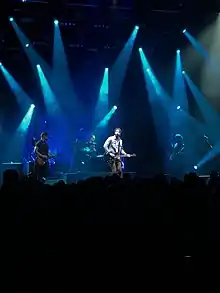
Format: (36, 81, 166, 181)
(104, 152, 136, 163)
(36, 154, 58, 166)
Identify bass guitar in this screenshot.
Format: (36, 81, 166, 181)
(36, 154, 58, 166)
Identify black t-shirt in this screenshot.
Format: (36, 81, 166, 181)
(36, 140, 49, 156)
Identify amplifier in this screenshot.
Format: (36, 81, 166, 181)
(1, 162, 24, 184)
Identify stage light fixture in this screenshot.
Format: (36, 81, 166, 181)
(9, 17, 14, 22)
(135, 26, 139, 30)
(183, 29, 186, 33)
(194, 165, 198, 170)
(177, 106, 181, 110)
(54, 19, 59, 25)
(182, 70, 185, 74)
(113, 105, 117, 110)
(31, 104, 35, 108)
(138, 48, 142, 51)
(176, 49, 180, 54)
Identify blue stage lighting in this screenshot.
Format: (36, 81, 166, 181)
(177, 106, 181, 110)
(9, 17, 14, 22)
(105, 68, 108, 71)
(25, 43, 29, 48)
(36, 64, 40, 68)
(176, 49, 180, 54)
(194, 165, 198, 170)
(138, 48, 142, 51)
(182, 70, 185, 74)
(31, 104, 35, 108)
(113, 105, 117, 110)
(54, 19, 59, 25)
(0, 62, 2, 66)
(147, 68, 150, 72)
(183, 29, 186, 33)
(135, 26, 139, 30)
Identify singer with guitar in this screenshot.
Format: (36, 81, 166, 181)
(103, 128, 135, 177)
(34, 132, 53, 182)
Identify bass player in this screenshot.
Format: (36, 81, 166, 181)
(103, 128, 135, 177)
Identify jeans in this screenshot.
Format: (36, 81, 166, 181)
(34, 162, 49, 182)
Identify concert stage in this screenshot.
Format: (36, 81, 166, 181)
(45, 171, 137, 185)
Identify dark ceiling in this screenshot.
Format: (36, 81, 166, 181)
(0, 1, 219, 63)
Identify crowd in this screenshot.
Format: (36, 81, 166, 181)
(1, 168, 220, 288)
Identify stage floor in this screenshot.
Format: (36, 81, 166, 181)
(46, 171, 137, 184)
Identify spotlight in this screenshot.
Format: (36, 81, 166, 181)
(9, 17, 14, 22)
(177, 106, 181, 110)
(31, 104, 35, 108)
(36, 64, 40, 68)
(135, 25, 139, 30)
(176, 49, 180, 54)
(138, 48, 142, 51)
(194, 165, 198, 170)
(54, 19, 59, 25)
(25, 43, 29, 48)
(147, 68, 150, 72)
(183, 29, 186, 33)
(182, 70, 185, 74)
(113, 105, 117, 110)
(105, 68, 108, 71)
(0, 62, 2, 66)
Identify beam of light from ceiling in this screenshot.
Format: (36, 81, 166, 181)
(0, 63, 32, 111)
(183, 72, 220, 132)
(200, 14, 220, 102)
(36, 64, 70, 157)
(182, 19, 220, 86)
(5, 104, 35, 162)
(95, 105, 117, 130)
(139, 48, 204, 176)
(52, 19, 79, 114)
(196, 140, 220, 171)
(36, 64, 61, 115)
(139, 48, 171, 104)
(17, 104, 35, 133)
(139, 47, 172, 173)
(93, 68, 109, 127)
(9, 18, 51, 75)
(173, 49, 188, 111)
(110, 25, 139, 106)
(183, 29, 209, 59)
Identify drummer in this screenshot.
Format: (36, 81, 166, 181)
(84, 134, 97, 155)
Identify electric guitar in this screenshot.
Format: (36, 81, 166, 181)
(36, 154, 58, 166)
(104, 152, 136, 163)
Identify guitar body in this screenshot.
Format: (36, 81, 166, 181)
(104, 153, 136, 164)
(104, 153, 119, 165)
(36, 156, 47, 166)
(36, 154, 58, 166)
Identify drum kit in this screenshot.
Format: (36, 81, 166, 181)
(79, 145, 104, 162)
